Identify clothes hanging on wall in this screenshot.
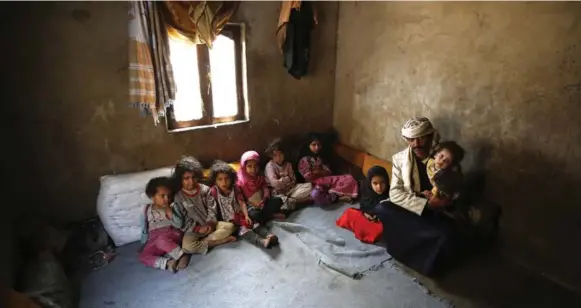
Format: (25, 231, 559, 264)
(276, 1, 318, 79)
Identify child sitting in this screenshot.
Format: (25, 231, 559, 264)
(172, 156, 236, 255)
(336, 165, 388, 244)
(139, 177, 189, 273)
(264, 138, 313, 212)
(359, 165, 390, 221)
(298, 133, 358, 206)
(423, 141, 465, 201)
(207, 161, 279, 248)
(237, 151, 285, 224)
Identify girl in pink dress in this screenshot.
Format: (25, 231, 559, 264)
(298, 133, 358, 206)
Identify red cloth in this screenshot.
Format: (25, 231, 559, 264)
(336, 208, 383, 244)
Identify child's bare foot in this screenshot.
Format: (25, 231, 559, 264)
(264, 234, 279, 248)
(272, 213, 286, 221)
(177, 254, 190, 270)
(167, 259, 178, 273)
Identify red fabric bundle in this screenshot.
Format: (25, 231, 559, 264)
(336, 208, 383, 244)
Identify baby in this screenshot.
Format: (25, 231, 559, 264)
(423, 141, 465, 200)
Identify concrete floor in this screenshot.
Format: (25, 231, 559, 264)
(407, 249, 581, 308)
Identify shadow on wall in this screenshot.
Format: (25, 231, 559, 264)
(432, 115, 581, 290)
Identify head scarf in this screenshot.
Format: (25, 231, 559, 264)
(301, 132, 322, 158)
(359, 165, 390, 213)
(401, 116, 440, 152)
(236, 151, 266, 198)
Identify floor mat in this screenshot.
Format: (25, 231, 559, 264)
(80, 203, 450, 308)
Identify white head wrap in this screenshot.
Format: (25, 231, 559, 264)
(401, 117, 436, 139)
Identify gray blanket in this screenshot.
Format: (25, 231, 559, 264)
(272, 203, 391, 278)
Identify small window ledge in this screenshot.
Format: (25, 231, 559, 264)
(167, 119, 250, 134)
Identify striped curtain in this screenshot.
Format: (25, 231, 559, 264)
(128, 1, 175, 125)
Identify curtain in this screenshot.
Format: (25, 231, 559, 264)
(162, 1, 239, 48)
(128, 1, 176, 125)
(128, 1, 239, 125)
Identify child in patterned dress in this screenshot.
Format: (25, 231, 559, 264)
(139, 177, 189, 273)
(172, 156, 236, 255)
(264, 138, 313, 212)
(207, 161, 279, 248)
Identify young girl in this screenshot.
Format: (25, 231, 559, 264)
(265, 138, 313, 211)
(207, 161, 279, 248)
(359, 165, 390, 221)
(237, 151, 285, 224)
(172, 156, 236, 255)
(298, 133, 358, 206)
(336, 165, 388, 243)
(423, 141, 465, 200)
(139, 177, 189, 273)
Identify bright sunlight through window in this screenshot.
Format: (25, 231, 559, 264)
(209, 35, 238, 118)
(168, 34, 203, 122)
(168, 30, 240, 124)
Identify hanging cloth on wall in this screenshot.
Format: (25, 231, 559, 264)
(276, 1, 318, 80)
(128, 1, 176, 125)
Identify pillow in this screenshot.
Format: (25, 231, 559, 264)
(362, 154, 393, 180)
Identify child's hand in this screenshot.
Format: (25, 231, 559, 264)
(421, 190, 434, 199)
(427, 195, 451, 208)
(245, 216, 253, 227)
(165, 207, 172, 219)
(363, 213, 378, 222)
(198, 225, 212, 235)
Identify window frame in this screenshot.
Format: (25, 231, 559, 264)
(165, 23, 248, 132)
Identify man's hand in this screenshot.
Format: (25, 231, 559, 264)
(427, 195, 451, 208)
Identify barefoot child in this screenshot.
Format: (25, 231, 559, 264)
(172, 156, 236, 255)
(265, 138, 313, 212)
(139, 177, 189, 273)
(237, 151, 285, 224)
(298, 133, 358, 206)
(208, 161, 279, 248)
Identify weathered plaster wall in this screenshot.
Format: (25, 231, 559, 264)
(1, 1, 337, 222)
(333, 2, 581, 290)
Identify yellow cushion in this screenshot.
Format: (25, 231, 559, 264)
(202, 161, 241, 180)
(362, 154, 393, 180)
(333, 144, 367, 169)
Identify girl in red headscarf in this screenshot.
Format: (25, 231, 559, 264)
(237, 151, 286, 225)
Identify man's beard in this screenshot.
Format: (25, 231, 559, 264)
(412, 146, 428, 158)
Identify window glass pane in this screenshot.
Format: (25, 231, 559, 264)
(209, 35, 238, 118)
(168, 34, 203, 121)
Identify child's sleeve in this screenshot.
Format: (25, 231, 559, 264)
(206, 189, 218, 223)
(265, 163, 286, 190)
(140, 205, 148, 245)
(298, 157, 314, 181)
(170, 203, 184, 229)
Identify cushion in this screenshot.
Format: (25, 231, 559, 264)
(336, 207, 383, 243)
(362, 154, 393, 180)
(333, 144, 366, 169)
(97, 166, 174, 247)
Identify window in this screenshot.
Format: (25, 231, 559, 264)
(166, 24, 247, 132)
